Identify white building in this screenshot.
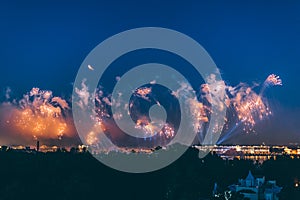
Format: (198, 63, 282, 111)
(228, 171, 282, 200)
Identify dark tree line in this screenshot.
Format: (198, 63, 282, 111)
(0, 147, 299, 200)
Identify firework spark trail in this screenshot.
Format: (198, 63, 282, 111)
(231, 86, 270, 129)
(135, 87, 152, 101)
(259, 74, 282, 96)
(171, 82, 210, 140)
(196, 75, 228, 144)
(0, 87, 74, 144)
(216, 74, 282, 144)
(133, 86, 162, 106)
(74, 81, 120, 150)
(134, 117, 175, 140)
(135, 117, 157, 137)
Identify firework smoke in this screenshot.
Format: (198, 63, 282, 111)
(0, 87, 77, 145)
(216, 74, 282, 144)
(0, 72, 281, 149)
(73, 73, 282, 150)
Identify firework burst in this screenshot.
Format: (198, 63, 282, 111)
(1, 87, 74, 143)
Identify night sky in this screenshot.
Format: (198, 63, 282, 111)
(1, 0, 300, 145)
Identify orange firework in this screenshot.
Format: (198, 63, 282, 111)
(5, 88, 73, 141)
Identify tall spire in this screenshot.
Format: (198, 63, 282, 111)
(36, 140, 40, 152)
(246, 170, 254, 181)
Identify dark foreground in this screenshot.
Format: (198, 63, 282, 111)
(0, 147, 299, 200)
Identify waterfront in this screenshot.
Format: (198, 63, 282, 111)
(195, 145, 300, 164)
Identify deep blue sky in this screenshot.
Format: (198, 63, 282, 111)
(1, 0, 300, 144)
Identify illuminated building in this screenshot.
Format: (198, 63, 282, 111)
(228, 171, 282, 200)
(194, 145, 300, 163)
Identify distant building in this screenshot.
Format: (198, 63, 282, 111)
(228, 171, 282, 200)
